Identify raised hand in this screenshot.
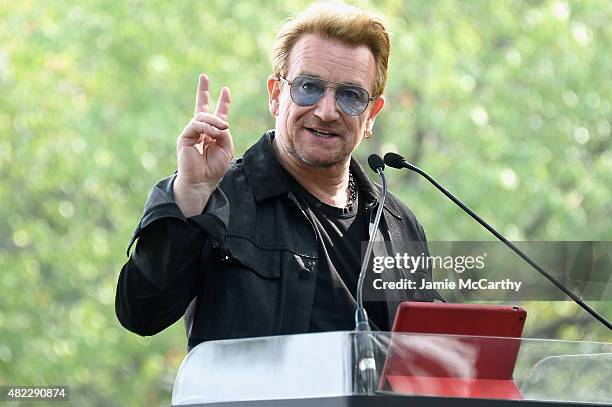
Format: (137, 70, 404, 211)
(174, 74, 234, 217)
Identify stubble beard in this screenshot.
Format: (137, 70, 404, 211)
(285, 138, 350, 169)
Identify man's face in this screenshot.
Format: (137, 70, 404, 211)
(268, 34, 385, 168)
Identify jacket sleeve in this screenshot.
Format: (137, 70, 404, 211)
(115, 174, 229, 336)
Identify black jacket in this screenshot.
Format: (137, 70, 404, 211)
(115, 131, 440, 349)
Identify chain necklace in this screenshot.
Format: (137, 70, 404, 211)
(347, 171, 357, 207)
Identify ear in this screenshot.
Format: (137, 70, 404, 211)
(365, 95, 385, 132)
(267, 74, 281, 117)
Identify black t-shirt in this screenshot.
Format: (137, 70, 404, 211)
(290, 179, 389, 332)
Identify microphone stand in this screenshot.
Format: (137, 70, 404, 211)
(384, 152, 612, 331)
(354, 154, 388, 394)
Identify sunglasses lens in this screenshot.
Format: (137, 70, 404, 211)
(288, 76, 371, 116)
(291, 77, 325, 106)
(336, 86, 369, 116)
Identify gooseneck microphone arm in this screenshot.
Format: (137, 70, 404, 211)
(353, 154, 387, 395)
(383, 152, 612, 331)
(355, 154, 387, 332)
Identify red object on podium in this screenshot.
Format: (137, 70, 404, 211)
(380, 303, 527, 399)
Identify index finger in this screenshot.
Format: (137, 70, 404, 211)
(214, 87, 231, 121)
(194, 74, 210, 115)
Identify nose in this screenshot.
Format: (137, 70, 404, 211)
(313, 88, 340, 122)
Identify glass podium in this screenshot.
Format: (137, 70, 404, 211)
(171, 331, 612, 406)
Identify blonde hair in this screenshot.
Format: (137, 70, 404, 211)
(272, 1, 391, 97)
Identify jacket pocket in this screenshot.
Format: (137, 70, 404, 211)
(223, 236, 281, 280)
(195, 236, 282, 340)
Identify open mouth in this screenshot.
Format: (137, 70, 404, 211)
(306, 127, 338, 138)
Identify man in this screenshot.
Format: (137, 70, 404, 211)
(115, 2, 439, 350)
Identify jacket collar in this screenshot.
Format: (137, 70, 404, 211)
(242, 130, 292, 202)
(242, 130, 401, 218)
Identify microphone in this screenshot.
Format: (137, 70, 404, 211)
(353, 153, 387, 395)
(367, 153, 385, 173)
(383, 152, 612, 331)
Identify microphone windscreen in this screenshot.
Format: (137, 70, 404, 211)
(367, 154, 385, 172)
(383, 152, 406, 169)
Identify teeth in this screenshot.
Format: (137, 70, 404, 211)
(311, 128, 334, 137)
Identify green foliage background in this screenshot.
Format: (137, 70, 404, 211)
(1, 0, 610, 405)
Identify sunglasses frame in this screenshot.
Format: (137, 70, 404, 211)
(278, 75, 376, 116)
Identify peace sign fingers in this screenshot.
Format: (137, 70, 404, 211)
(175, 74, 234, 217)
